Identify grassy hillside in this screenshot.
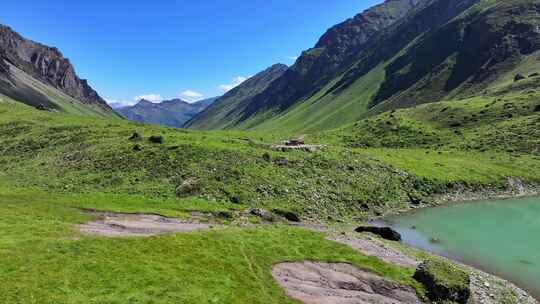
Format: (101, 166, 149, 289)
(186, 64, 288, 130)
(1, 90, 539, 221)
(0, 64, 115, 118)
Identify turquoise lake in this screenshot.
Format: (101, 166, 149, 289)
(386, 196, 540, 298)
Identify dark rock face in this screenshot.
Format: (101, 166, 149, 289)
(354, 226, 402, 241)
(534, 105, 540, 112)
(243, 0, 425, 117)
(413, 260, 471, 304)
(0, 24, 111, 112)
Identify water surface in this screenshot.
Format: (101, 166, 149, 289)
(386, 197, 540, 298)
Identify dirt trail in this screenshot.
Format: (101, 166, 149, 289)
(77, 211, 211, 237)
(272, 262, 423, 304)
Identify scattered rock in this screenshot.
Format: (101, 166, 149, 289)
(148, 135, 163, 144)
(249, 208, 275, 221)
(534, 104, 540, 112)
(175, 178, 201, 197)
(229, 195, 242, 204)
(132, 144, 142, 152)
(514, 73, 526, 82)
(35, 104, 48, 111)
(273, 209, 300, 222)
(273, 157, 290, 166)
(413, 259, 471, 304)
(354, 226, 402, 242)
(272, 262, 423, 304)
(129, 132, 140, 140)
(429, 237, 442, 244)
(407, 194, 424, 206)
(214, 211, 234, 219)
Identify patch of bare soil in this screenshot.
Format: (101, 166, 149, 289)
(77, 211, 211, 237)
(272, 262, 423, 304)
(329, 234, 419, 268)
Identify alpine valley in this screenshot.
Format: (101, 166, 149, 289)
(1, 1, 540, 303)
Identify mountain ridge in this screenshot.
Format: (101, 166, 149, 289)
(116, 97, 217, 128)
(0, 24, 114, 116)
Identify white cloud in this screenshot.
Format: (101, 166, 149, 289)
(105, 98, 137, 108)
(218, 76, 249, 92)
(180, 90, 204, 103)
(134, 94, 162, 103)
(287, 56, 298, 61)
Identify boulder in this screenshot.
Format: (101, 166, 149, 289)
(148, 135, 163, 144)
(413, 259, 471, 304)
(514, 73, 526, 82)
(354, 226, 402, 241)
(175, 178, 201, 197)
(273, 209, 300, 222)
(129, 132, 140, 140)
(249, 208, 275, 221)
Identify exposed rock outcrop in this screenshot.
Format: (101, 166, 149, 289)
(272, 262, 423, 304)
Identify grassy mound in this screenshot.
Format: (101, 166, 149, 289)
(413, 259, 471, 304)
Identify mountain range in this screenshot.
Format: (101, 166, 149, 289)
(187, 0, 540, 132)
(115, 97, 217, 128)
(1, 0, 539, 133)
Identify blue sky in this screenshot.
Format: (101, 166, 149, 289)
(1, 0, 380, 105)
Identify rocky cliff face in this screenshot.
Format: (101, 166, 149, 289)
(0, 24, 111, 111)
(242, 0, 425, 116)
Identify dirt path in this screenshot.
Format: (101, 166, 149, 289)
(272, 262, 423, 304)
(77, 211, 212, 237)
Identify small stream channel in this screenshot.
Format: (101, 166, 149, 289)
(381, 196, 540, 299)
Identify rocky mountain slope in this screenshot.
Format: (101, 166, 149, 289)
(116, 97, 217, 128)
(189, 0, 540, 133)
(0, 24, 114, 116)
(185, 64, 288, 129)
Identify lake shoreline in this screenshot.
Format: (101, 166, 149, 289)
(375, 193, 540, 303)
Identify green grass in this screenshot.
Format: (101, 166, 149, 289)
(0, 186, 422, 304)
(1, 98, 539, 221)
